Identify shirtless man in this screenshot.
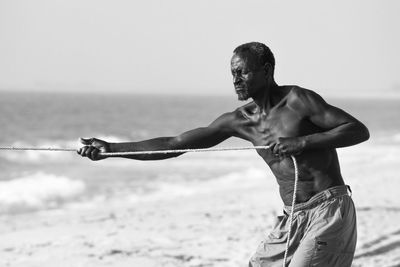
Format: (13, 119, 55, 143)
(78, 42, 369, 266)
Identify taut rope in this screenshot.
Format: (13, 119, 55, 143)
(0, 147, 77, 152)
(0, 144, 298, 266)
(0, 145, 272, 155)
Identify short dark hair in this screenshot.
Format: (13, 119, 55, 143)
(233, 42, 275, 71)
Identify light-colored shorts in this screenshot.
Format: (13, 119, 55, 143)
(249, 185, 357, 267)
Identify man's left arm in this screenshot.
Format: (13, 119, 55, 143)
(274, 89, 370, 156)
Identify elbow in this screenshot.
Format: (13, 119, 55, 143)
(364, 127, 370, 142)
(347, 121, 370, 145)
(358, 123, 370, 143)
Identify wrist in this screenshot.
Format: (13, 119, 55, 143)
(299, 135, 308, 151)
(108, 142, 117, 152)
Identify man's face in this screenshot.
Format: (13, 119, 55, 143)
(230, 52, 267, 101)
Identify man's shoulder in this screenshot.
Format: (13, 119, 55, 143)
(286, 86, 326, 110)
(222, 103, 254, 121)
(287, 85, 319, 101)
(210, 108, 243, 127)
(211, 102, 255, 128)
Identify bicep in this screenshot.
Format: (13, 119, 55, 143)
(301, 91, 360, 130)
(173, 112, 235, 148)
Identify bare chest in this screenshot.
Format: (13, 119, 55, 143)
(238, 107, 304, 146)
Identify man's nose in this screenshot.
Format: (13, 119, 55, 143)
(233, 75, 242, 85)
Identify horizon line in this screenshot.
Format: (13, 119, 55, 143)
(0, 88, 399, 100)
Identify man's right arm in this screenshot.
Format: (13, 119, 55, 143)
(77, 112, 237, 161)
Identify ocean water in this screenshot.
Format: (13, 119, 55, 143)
(0, 92, 399, 215)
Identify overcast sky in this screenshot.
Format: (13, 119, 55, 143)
(1, 0, 399, 97)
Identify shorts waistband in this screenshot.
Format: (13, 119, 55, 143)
(284, 185, 351, 213)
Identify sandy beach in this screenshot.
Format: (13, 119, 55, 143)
(0, 141, 399, 267)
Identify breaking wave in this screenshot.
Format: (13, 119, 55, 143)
(0, 172, 86, 214)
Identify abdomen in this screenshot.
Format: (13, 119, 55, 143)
(267, 149, 344, 205)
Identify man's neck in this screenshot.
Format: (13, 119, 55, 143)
(252, 81, 280, 115)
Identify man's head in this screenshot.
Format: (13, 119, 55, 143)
(231, 42, 275, 101)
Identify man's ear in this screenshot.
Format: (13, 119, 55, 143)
(263, 63, 273, 76)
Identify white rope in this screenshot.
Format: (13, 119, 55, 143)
(283, 155, 299, 267)
(100, 145, 272, 156)
(0, 147, 77, 152)
(0, 145, 271, 155)
(0, 144, 299, 265)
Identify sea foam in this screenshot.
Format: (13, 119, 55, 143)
(0, 172, 86, 214)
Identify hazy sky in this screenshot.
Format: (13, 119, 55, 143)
(1, 0, 399, 97)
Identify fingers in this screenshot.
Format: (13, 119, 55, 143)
(84, 146, 95, 157)
(270, 140, 288, 158)
(77, 145, 101, 161)
(78, 137, 109, 161)
(266, 141, 283, 158)
(77, 145, 89, 157)
(271, 141, 285, 156)
(91, 148, 100, 160)
(268, 137, 303, 158)
(272, 143, 280, 155)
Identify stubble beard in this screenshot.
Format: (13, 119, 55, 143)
(236, 90, 250, 101)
